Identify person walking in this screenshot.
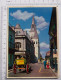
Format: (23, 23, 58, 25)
(44, 59, 47, 69)
(13, 61, 17, 74)
(46, 60, 49, 69)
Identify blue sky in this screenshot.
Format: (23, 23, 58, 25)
(9, 7, 53, 58)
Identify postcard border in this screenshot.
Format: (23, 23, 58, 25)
(7, 6, 59, 79)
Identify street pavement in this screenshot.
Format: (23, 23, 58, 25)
(8, 63, 57, 78)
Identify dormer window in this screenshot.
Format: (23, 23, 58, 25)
(16, 31, 20, 35)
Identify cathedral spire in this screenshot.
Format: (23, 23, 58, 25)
(31, 16, 36, 30)
(30, 16, 38, 39)
(32, 15, 35, 24)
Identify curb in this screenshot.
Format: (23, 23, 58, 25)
(50, 66, 57, 76)
(8, 69, 13, 72)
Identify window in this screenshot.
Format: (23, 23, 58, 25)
(36, 41, 37, 44)
(18, 31, 20, 34)
(17, 44, 19, 48)
(15, 42, 21, 48)
(34, 42, 35, 44)
(16, 31, 20, 35)
(16, 31, 18, 35)
(15, 44, 16, 48)
(19, 43, 21, 48)
(15, 43, 17, 48)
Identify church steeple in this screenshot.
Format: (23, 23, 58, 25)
(31, 16, 36, 30)
(29, 16, 40, 61)
(30, 16, 38, 39)
(32, 15, 35, 24)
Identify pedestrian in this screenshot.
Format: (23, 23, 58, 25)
(46, 60, 49, 69)
(43, 59, 47, 69)
(13, 61, 17, 74)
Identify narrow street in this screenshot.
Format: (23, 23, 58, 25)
(8, 7, 58, 79)
(8, 63, 57, 78)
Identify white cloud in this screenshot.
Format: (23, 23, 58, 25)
(35, 16, 45, 23)
(40, 42, 49, 49)
(35, 16, 49, 30)
(10, 10, 34, 21)
(40, 51, 45, 55)
(40, 51, 46, 58)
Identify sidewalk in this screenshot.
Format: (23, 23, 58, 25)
(8, 69, 13, 72)
(50, 66, 58, 77)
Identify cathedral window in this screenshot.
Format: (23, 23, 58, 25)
(36, 41, 37, 44)
(34, 42, 35, 44)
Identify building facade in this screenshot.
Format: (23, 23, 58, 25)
(45, 51, 50, 60)
(49, 7, 57, 72)
(9, 26, 15, 69)
(30, 16, 40, 62)
(15, 24, 35, 63)
(9, 16, 40, 64)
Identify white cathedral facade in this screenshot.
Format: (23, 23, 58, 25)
(29, 16, 40, 62)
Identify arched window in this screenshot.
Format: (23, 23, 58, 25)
(17, 44, 19, 48)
